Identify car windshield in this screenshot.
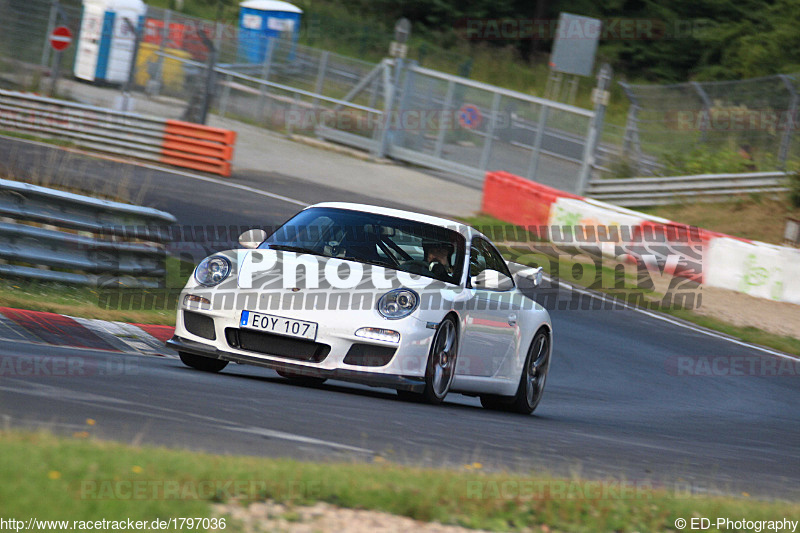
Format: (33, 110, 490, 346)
(260, 207, 466, 284)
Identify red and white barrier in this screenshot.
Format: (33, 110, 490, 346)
(482, 170, 800, 304)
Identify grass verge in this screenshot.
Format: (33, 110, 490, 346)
(460, 215, 800, 357)
(640, 197, 800, 245)
(2, 430, 798, 532)
(0, 256, 194, 326)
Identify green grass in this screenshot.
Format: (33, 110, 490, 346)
(1, 430, 798, 532)
(0, 256, 194, 326)
(460, 215, 800, 357)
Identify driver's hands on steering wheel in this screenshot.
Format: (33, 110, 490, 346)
(429, 260, 448, 279)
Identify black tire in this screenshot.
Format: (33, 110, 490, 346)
(420, 316, 459, 404)
(276, 370, 327, 386)
(481, 328, 550, 414)
(396, 389, 423, 402)
(479, 394, 511, 411)
(179, 351, 228, 373)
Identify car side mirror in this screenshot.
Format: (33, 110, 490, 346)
(470, 269, 514, 291)
(238, 229, 267, 249)
(516, 266, 543, 287)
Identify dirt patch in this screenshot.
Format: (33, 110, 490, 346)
(213, 501, 506, 533)
(694, 285, 800, 340)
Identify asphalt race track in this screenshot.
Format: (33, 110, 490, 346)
(1, 137, 798, 500)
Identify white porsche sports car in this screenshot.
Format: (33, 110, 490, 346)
(167, 202, 552, 414)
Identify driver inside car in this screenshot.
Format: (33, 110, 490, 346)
(423, 240, 455, 281)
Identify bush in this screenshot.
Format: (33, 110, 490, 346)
(789, 171, 800, 208)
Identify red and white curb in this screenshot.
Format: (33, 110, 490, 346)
(0, 307, 175, 357)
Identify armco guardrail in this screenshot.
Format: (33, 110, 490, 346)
(0, 178, 177, 288)
(586, 171, 789, 207)
(0, 90, 236, 177)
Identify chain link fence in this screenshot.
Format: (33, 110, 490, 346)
(0, 0, 82, 92)
(389, 63, 595, 190)
(619, 74, 799, 176)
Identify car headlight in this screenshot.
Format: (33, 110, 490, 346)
(377, 289, 419, 319)
(194, 256, 231, 287)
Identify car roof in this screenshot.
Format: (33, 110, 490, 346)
(305, 202, 480, 239)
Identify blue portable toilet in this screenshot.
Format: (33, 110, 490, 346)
(238, 0, 302, 63)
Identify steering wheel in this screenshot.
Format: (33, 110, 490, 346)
(401, 259, 450, 280)
(400, 259, 433, 276)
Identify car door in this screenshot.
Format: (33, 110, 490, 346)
(456, 237, 519, 377)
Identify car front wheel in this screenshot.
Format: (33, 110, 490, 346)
(421, 316, 459, 404)
(481, 328, 550, 414)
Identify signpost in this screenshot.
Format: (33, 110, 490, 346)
(49, 26, 73, 51)
(48, 26, 73, 96)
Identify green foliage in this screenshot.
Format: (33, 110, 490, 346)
(789, 171, 800, 208)
(659, 145, 755, 175)
(300, 0, 800, 82)
(145, 0, 800, 84)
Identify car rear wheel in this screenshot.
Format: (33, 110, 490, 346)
(480, 328, 550, 414)
(276, 370, 327, 386)
(179, 352, 228, 373)
(420, 316, 458, 404)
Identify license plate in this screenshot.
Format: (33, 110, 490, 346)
(240, 311, 318, 341)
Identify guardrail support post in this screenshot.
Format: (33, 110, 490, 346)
(576, 63, 611, 195)
(312, 51, 329, 112)
(691, 81, 712, 143)
(478, 92, 501, 172)
(151, 8, 171, 97)
(526, 104, 550, 181)
(39, 0, 59, 90)
(373, 60, 394, 158)
(433, 80, 455, 159)
(257, 40, 275, 122)
(778, 74, 798, 170)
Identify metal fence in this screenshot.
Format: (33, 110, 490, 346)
(619, 74, 800, 175)
(0, 0, 604, 194)
(383, 63, 597, 191)
(0, 0, 82, 92)
(0, 178, 177, 287)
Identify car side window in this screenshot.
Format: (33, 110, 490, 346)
(470, 238, 512, 280)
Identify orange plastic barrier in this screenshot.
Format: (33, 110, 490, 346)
(160, 120, 237, 177)
(481, 171, 581, 233)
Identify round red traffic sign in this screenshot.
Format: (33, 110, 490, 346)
(50, 26, 73, 52)
(458, 103, 482, 129)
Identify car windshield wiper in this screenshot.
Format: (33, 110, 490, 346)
(339, 257, 398, 269)
(263, 244, 322, 255)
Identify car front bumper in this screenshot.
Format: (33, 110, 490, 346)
(167, 335, 427, 392)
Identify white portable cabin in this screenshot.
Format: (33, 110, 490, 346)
(74, 0, 147, 83)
